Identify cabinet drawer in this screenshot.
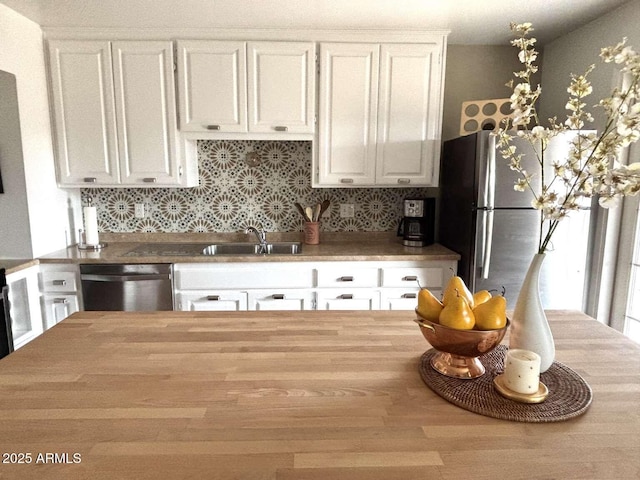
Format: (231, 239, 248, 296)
(316, 267, 379, 288)
(42, 294, 80, 328)
(247, 289, 314, 311)
(315, 289, 380, 310)
(40, 271, 78, 292)
(380, 266, 446, 289)
(176, 292, 247, 311)
(175, 263, 314, 289)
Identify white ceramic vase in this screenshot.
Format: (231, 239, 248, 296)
(508, 253, 555, 372)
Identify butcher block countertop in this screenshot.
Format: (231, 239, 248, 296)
(0, 310, 638, 479)
(37, 232, 460, 264)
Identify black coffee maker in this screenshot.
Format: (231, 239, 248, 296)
(397, 198, 435, 247)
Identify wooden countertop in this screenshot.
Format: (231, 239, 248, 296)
(0, 310, 638, 479)
(37, 232, 460, 264)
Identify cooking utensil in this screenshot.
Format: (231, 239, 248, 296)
(305, 207, 314, 223)
(318, 199, 330, 220)
(313, 203, 321, 222)
(294, 202, 310, 221)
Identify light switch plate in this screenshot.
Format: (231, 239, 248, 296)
(339, 203, 355, 218)
(134, 203, 145, 218)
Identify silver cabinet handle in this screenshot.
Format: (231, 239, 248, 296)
(271, 294, 285, 300)
(52, 279, 67, 286)
(206, 125, 221, 130)
(206, 295, 220, 301)
(53, 298, 69, 304)
(402, 293, 417, 299)
(339, 276, 354, 282)
(402, 276, 418, 282)
(340, 178, 354, 184)
(274, 126, 288, 132)
(397, 178, 411, 184)
(83, 177, 97, 183)
(143, 177, 157, 183)
(339, 294, 353, 299)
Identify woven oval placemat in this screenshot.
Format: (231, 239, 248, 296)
(419, 345, 592, 422)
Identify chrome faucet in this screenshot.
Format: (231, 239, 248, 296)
(245, 226, 267, 253)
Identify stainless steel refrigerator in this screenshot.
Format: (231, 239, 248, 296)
(438, 130, 591, 310)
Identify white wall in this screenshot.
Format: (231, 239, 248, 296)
(0, 3, 79, 258)
(539, 0, 640, 128)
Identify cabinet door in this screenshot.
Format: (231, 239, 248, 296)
(177, 40, 247, 133)
(176, 292, 247, 311)
(248, 289, 314, 311)
(316, 289, 380, 310)
(317, 43, 379, 186)
(379, 289, 420, 311)
(376, 44, 442, 186)
(247, 42, 315, 133)
(48, 40, 119, 186)
(6, 266, 43, 349)
(112, 41, 180, 185)
(42, 294, 79, 329)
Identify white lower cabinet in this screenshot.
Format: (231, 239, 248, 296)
(6, 265, 43, 349)
(248, 289, 314, 311)
(315, 289, 380, 310)
(177, 291, 247, 311)
(39, 264, 82, 329)
(174, 260, 456, 312)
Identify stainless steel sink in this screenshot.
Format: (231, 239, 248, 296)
(201, 242, 302, 256)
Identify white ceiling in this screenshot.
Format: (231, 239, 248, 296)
(0, 0, 633, 45)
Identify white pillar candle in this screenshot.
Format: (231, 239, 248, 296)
(504, 349, 541, 395)
(83, 206, 100, 246)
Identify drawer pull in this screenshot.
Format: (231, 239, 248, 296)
(274, 126, 288, 132)
(402, 293, 417, 299)
(397, 178, 411, 184)
(271, 294, 285, 300)
(340, 178, 354, 184)
(403, 276, 418, 282)
(143, 177, 157, 183)
(53, 298, 69, 304)
(206, 125, 221, 130)
(206, 295, 220, 301)
(52, 279, 67, 286)
(339, 294, 353, 300)
(83, 177, 97, 183)
(339, 276, 354, 282)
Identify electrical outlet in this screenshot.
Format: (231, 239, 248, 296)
(134, 203, 145, 219)
(339, 203, 355, 218)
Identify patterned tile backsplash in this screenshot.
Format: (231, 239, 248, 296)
(82, 140, 435, 233)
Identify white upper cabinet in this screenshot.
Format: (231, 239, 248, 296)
(48, 40, 120, 185)
(48, 40, 197, 187)
(317, 43, 379, 186)
(315, 41, 445, 187)
(247, 42, 315, 134)
(177, 40, 316, 137)
(111, 41, 181, 185)
(177, 40, 247, 133)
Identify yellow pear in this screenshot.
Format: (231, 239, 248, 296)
(473, 295, 507, 330)
(473, 290, 492, 306)
(439, 291, 475, 330)
(442, 276, 474, 308)
(416, 288, 443, 323)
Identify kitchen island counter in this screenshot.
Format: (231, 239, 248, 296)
(0, 309, 637, 479)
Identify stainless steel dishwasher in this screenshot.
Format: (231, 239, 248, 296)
(80, 264, 173, 311)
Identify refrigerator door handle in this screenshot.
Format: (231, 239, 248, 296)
(485, 134, 497, 209)
(480, 208, 495, 280)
